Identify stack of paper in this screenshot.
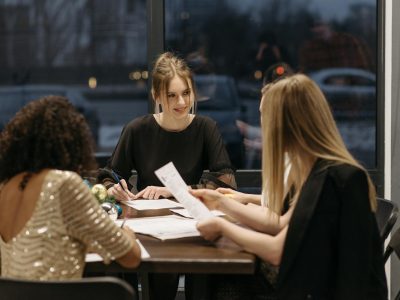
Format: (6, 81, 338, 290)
(122, 199, 184, 210)
(170, 208, 225, 219)
(119, 215, 200, 240)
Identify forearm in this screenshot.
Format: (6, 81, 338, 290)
(219, 218, 287, 266)
(242, 194, 262, 205)
(219, 197, 286, 235)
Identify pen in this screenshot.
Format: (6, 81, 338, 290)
(111, 170, 126, 191)
(120, 218, 127, 228)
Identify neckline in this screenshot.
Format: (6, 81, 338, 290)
(0, 170, 55, 245)
(151, 114, 196, 133)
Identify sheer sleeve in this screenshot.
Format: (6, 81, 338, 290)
(59, 172, 133, 264)
(201, 118, 237, 189)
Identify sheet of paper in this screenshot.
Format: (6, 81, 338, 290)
(170, 208, 225, 219)
(155, 162, 213, 220)
(121, 199, 184, 210)
(85, 239, 150, 262)
(120, 215, 200, 240)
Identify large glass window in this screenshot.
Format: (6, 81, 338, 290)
(165, 0, 377, 170)
(0, 0, 148, 152)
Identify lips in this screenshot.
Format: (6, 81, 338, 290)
(174, 107, 187, 113)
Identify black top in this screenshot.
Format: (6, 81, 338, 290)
(101, 115, 233, 191)
(277, 159, 387, 299)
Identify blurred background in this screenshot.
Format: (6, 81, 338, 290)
(0, 0, 377, 170)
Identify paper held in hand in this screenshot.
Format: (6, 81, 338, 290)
(155, 162, 214, 220)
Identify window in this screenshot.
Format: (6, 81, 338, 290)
(165, 0, 378, 170)
(0, 0, 148, 152)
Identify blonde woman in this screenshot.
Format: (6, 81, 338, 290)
(191, 74, 387, 299)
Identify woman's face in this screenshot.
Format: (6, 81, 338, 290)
(158, 75, 192, 120)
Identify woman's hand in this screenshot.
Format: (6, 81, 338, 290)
(134, 186, 172, 199)
(215, 188, 247, 203)
(107, 179, 135, 201)
(196, 217, 223, 241)
(189, 189, 226, 210)
(216, 187, 261, 205)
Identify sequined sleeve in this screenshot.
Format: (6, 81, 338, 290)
(59, 172, 133, 264)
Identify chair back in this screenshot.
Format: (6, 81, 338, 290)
(0, 276, 136, 300)
(376, 198, 398, 242)
(383, 226, 400, 300)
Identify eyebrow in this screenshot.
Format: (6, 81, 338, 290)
(167, 88, 191, 94)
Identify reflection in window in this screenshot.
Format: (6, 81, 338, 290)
(0, 0, 148, 152)
(166, 0, 377, 169)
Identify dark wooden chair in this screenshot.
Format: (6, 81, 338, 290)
(0, 276, 136, 300)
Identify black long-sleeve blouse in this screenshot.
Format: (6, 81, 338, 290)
(99, 114, 235, 191)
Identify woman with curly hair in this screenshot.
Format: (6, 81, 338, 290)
(0, 96, 141, 280)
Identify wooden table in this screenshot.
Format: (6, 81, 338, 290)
(85, 204, 257, 300)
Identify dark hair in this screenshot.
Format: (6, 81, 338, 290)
(0, 95, 97, 189)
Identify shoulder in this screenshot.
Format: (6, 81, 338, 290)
(324, 162, 367, 189)
(47, 170, 84, 187)
(192, 115, 217, 129)
(124, 115, 154, 131)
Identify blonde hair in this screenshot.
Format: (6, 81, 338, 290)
(151, 52, 196, 113)
(260, 74, 376, 214)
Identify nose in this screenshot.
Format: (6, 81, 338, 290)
(177, 94, 186, 105)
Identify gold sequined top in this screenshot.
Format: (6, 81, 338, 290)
(0, 170, 133, 280)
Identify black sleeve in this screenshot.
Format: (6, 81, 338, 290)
(204, 118, 234, 173)
(97, 124, 136, 189)
(334, 168, 377, 298)
(199, 118, 237, 189)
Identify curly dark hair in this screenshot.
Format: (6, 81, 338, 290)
(0, 95, 97, 189)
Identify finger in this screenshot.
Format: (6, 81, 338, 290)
(120, 179, 129, 191)
(134, 188, 147, 199)
(111, 185, 127, 201)
(126, 190, 136, 199)
(154, 191, 162, 199)
(216, 188, 233, 194)
(142, 188, 152, 199)
(148, 190, 156, 200)
(150, 189, 158, 200)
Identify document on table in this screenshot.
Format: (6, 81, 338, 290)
(85, 239, 150, 262)
(170, 208, 225, 219)
(119, 215, 200, 240)
(155, 162, 213, 220)
(121, 199, 184, 210)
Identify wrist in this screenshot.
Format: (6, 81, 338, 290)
(215, 217, 227, 236)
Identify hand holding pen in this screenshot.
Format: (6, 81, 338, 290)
(108, 170, 136, 201)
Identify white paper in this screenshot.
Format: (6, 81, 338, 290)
(85, 239, 150, 262)
(121, 215, 200, 240)
(155, 162, 213, 220)
(170, 208, 225, 219)
(121, 199, 184, 210)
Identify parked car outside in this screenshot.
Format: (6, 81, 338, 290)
(308, 67, 376, 119)
(0, 85, 99, 142)
(194, 74, 245, 169)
